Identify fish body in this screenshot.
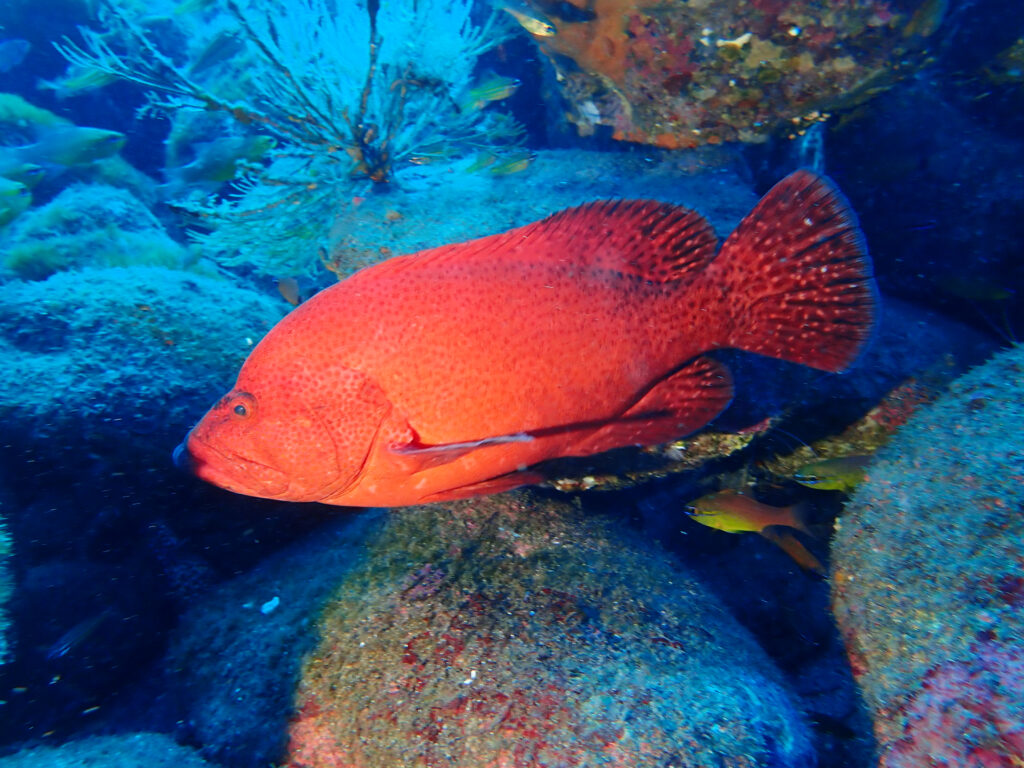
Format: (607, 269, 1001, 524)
(793, 454, 872, 492)
(460, 72, 520, 110)
(487, 151, 536, 175)
(188, 30, 246, 76)
(12, 126, 126, 167)
(685, 490, 808, 534)
(37, 65, 118, 99)
(163, 134, 275, 192)
(0, 159, 46, 188)
(45, 608, 113, 661)
(465, 151, 498, 173)
(178, 171, 876, 507)
(499, 2, 557, 36)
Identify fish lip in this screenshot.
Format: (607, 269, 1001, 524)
(186, 434, 291, 498)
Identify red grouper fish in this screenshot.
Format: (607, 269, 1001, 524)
(175, 171, 877, 506)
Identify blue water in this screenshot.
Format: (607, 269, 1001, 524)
(0, 0, 1021, 766)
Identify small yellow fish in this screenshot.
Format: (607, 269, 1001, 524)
(0, 177, 31, 227)
(188, 30, 246, 76)
(793, 455, 872, 492)
(465, 151, 498, 173)
(488, 151, 536, 176)
(499, 2, 556, 36)
(13, 126, 126, 167)
(685, 490, 825, 576)
(686, 490, 808, 534)
(461, 72, 520, 111)
(37, 65, 118, 99)
(0, 156, 46, 188)
(903, 0, 948, 38)
(935, 275, 1013, 302)
(166, 134, 276, 188)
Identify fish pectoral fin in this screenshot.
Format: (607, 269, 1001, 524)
(759, 526, 827, 578)
(388, 432, 535, 472)
(569, 356, 734, 455)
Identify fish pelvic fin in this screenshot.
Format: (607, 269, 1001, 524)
(759, 525, 826, 577)
(711, 170, 878, 373)
(568, 356, 733, 454)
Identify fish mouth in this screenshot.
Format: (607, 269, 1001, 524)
(180, 433, 291, 499)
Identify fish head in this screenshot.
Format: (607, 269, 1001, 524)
(684, 501, 728, 531)
(178, 354, 393, 503)
(683, 491, 755, 533)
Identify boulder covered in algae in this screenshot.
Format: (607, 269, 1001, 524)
(286, 491, 814, 767)
(831, 345, 1024, 766)
(527, 0, 945, 149)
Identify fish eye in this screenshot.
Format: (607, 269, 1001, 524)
(798, 474, 818, 484)
(227, 392, 257, 420)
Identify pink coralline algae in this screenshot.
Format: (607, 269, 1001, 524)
(881, 640, 1024, 768)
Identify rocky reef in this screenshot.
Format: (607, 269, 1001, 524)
(831, 345, 1024, 765)
(167, 491, 816, 768)
(526, 0, 943, 149)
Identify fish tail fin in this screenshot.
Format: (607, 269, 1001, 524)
(787, 501, 815, 537)
(711, 170, 878, 373)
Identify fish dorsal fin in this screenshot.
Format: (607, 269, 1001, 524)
(528, 200, 719, 283)
(362, 200, 719, 285)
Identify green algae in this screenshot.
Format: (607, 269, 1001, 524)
(2, 184, 191, 280)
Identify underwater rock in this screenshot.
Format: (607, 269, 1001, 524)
(0, 266, 285, 453)
(164, 493, 815, 768)
(282, 492, 814, 767)
(0, 184, 187, 280)
(831, 345, 1024, 765)
(164, 513, 379, 768)
(526, 0, 941, 149)
(0, 732, 212, 767)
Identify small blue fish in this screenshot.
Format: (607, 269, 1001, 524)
(46, 608, 114, 661)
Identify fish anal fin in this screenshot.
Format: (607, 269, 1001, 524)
(571, 356, 734, 455)
(759, 525, 826, 577)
